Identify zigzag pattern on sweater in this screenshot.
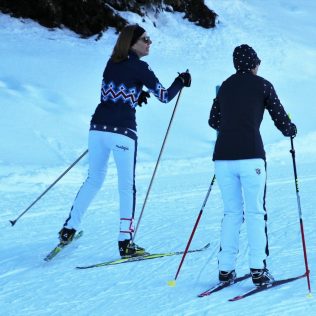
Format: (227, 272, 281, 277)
(152, 83, 168, 103)
(101, 81, 139, 108)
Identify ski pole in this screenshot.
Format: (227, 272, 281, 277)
(132, 72, 188, 243)
(9, 149, 88, 227)
(167, 174, 216, 286)
(289, 137, 312, 296)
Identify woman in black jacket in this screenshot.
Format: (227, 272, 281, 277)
(209, 44, 296, 286)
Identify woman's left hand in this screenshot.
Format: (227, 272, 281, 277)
(138, 91, 150, 106)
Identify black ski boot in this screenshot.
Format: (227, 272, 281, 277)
(251, 268, 274, 286)
(118, 240, 146, 258)
(219, 270, 237, 283)
(59, 227, 76, 245)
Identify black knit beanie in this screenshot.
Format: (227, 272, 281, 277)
(233, 44, 261, 71)
(130, 25, 146, 47)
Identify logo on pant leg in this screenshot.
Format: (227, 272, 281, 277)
(116, 145, 129, 151)
(255, 168, 261, 175)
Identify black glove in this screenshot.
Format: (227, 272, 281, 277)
(177, 72, 191, 87)
(138, 91, 150, 107)
(289, 123, 297, 138)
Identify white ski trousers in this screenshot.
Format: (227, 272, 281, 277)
(64, 130, 137, 241)
(215, 159, 268, 271)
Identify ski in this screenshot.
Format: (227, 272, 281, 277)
(228, 273, 307, 301)
(198, 273, 251, 297)
(44, 230, 84, 261)
(76, 242, 210, 269)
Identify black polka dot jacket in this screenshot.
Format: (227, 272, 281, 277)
(208, 71, 296, 160)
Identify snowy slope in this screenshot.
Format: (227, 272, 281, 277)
(1, 0, 316, 315)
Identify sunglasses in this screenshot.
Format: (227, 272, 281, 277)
(140, 36, 152, 44)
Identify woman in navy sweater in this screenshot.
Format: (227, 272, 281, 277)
(58, 24, 191, 257)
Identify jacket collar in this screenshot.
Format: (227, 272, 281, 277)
(128, 50, 140, 60)
(236, 69, 253, 74)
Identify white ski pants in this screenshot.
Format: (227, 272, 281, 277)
(64, 130, 137, 241)
(215, 159, 268, 271)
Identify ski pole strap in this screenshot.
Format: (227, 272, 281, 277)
(290, 137, 299, 193)
(290, 137, 295, 156)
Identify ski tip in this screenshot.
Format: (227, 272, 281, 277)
(167, 280, 176, 287)
(228, 296, 243, 302)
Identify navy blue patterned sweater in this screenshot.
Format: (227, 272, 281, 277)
(209, 71, 296, 160)
(91, 51, 183, 131)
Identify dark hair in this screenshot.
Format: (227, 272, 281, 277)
(110, 25, 137, 63)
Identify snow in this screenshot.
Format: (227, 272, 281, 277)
(1, 0, 316, 315)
